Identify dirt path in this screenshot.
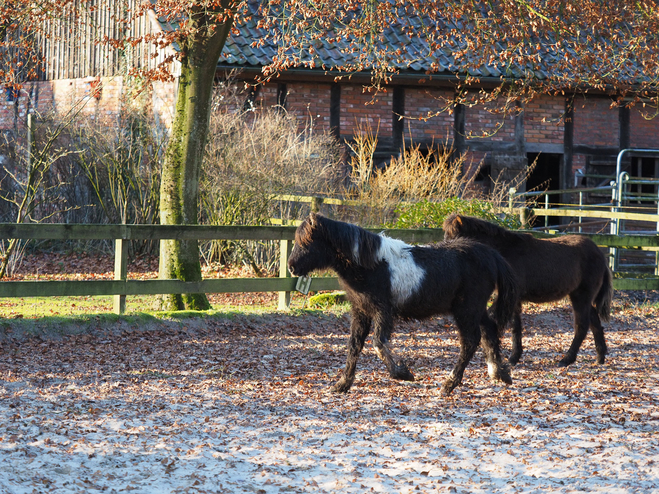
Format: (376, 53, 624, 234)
(0, 302, 658, 493)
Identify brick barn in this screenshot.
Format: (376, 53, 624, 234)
(2, 3, 659, 197)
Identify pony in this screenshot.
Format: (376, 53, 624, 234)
(287, 213, 519, 396)
(443, 213, 613, 367)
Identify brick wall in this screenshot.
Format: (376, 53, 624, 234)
(630, 107, 659, 149)
(465, 98, 516, 142)
(151, 80, 178, 130)
(403, 88, 454, 143)
(285, 82, 332, 132)
(340, 85, 392, 136)
(254, 84, 279, 109)
(573, 97, 619, 147)
(0, 77, 177, 132)
(524, 95, 564, 145)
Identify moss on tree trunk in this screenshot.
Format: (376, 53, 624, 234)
(158, 9, 232, 311)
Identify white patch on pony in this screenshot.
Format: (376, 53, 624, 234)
(377, 235, 425, 306)
(487, 362, 497, 380)
(352, 237, 360, 264)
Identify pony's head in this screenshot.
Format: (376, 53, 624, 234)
(288, 213, 335, 277)
(442, 213, 464, 240)
(288, 213, 380, 276)
(443, 213, 508, 241)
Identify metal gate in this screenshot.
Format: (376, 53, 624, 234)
(609, 149, 659, 273)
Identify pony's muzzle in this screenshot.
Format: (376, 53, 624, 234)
(287, 262, 299, 276)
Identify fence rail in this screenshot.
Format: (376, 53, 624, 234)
(0, 223, 442, 314)
(2, 223, 659, 316)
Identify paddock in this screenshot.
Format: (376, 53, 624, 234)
(0, 300, 657, 493)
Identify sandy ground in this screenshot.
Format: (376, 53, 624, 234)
(0, 300, 658, 493)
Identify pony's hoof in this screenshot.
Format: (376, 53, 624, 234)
(498, 368, 513, 385)
(392, 365, 415, 382)
(557, 357, 575, 367)
(596, 355, 606, 365)
(508, 354, 521, 366)
(441, 380, 458, 396)
(330, 380, 352, 394)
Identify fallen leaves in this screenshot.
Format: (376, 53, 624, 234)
(0, 256, 658, 492)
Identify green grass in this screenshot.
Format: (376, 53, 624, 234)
(0, 290, 350, 321)
(0, 295, 156, 319)
(307, 291, 349, 309)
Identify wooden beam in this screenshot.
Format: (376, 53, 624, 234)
(527, 207, 659, 224)
(330, 83, 341, 140)
(0, 224, 298, 241)
(0, 277, 341, 298)
(453, 102, 466, 155)
(564, 97, 574, 190)
(612, 278, 659, 291)
(393, 86, 405, 152)
(619, 105, 630, 150)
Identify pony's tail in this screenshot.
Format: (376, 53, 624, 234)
(492, 254, 520, 329)
(595, 267, 613, 323)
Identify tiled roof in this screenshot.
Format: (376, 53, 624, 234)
(217, 3, 542, 81)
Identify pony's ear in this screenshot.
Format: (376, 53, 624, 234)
(455, 216, 463, 225)
(309, 212, 325, 227)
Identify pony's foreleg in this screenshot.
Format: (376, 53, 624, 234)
(372, 311, 414, 382)
(560, 296, 591, 367)
(508, 309, 524, 366)
(590, 306, 607, 364)
(331, 310, 371, 393)
(480, 313, 512, 385)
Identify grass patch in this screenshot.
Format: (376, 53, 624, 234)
(0, 295, 160, 319)
(307, 291, 348, 309)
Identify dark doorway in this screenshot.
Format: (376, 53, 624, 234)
(526, 153, 562, 195)
(526, 152, 563, 226)
(630, 157, 659, 206)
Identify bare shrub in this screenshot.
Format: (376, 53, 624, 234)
(343, 122, 477, 226)
(200, 89, 342, 272)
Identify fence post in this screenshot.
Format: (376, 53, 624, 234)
(311, 196, 324, 214)
(278, 238, 293, 310)
(508, 187, 516, 212)
(656, 187, 659, 276)
(519, 208, 530, 228)
(113, 236, 127, 315)
(609, 180, 618, 271)
(578, 191, 583, 233)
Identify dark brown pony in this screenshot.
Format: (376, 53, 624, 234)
(443, 213, 613, 367)
(288, 213, 519, 396)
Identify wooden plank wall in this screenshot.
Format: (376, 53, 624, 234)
(36, 0, 172, 81)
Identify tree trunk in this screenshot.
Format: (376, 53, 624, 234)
(158, 9, 232, 311)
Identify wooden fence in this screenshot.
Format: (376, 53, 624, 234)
(2, 223, 659, 315)
(0, 223, 438, 314)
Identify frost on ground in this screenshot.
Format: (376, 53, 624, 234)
(0, 300, 658, 494)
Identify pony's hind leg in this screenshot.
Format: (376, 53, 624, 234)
(331, 309, 371, 393)
(372, 310, 414, 382)
(490, 299, 523, 366)
(559, 295, 591, 367)
(508, 310, 524, 366)
(590, 306, 607, 364)
(480, 313, 513, 385)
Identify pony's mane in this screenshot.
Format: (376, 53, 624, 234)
(297, 213, 381, 269)
(444, 213, 528, 243)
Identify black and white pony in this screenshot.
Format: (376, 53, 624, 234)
(443, 213, 613, 366)
(287, 213, 519, 396)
